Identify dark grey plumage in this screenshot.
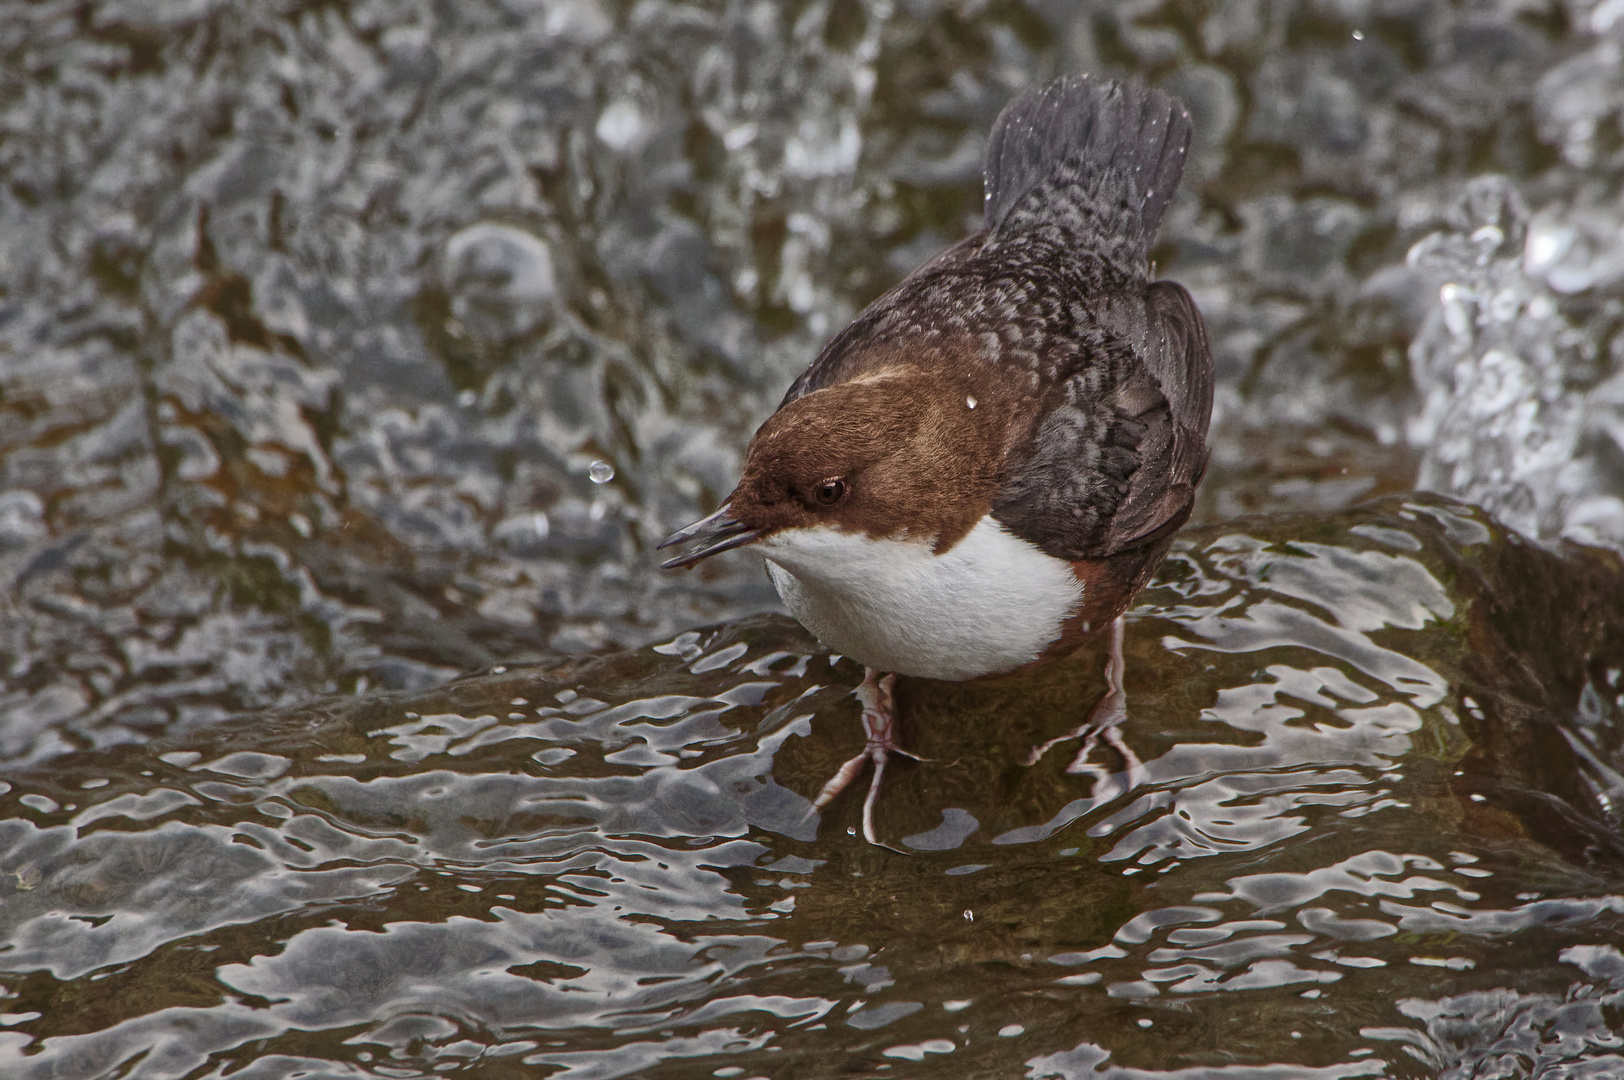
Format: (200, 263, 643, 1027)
(782, 75, 1213, 563)
(983, 75, 1192, 269)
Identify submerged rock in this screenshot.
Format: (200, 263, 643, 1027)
(2, 494, 1623, 1076)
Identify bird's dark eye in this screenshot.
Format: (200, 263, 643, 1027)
(813, 478, 847, 507)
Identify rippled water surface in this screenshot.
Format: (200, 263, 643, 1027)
(7, 0, 1624, 1076)
(4, 498, 1624, 1076)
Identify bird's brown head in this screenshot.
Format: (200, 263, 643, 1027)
(659, 362, 1017, 569)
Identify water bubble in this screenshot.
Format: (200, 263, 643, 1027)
(1525, 221, 1574, 272)
(588, 460, 615, 484)
(1471, 224, 1505, 252)
(444, 223, 558, 340)
(596, 100, 647, 153)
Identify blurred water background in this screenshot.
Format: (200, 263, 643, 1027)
(6, 0, 1624, 1076)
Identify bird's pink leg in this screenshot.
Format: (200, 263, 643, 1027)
(811, 668, 916, 847)
(1027, 615, 1144, 787)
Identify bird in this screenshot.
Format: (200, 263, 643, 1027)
(659, 74, 1214, 846)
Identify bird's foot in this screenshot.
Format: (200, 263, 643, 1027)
(1026, 615, 1144, 790)
(810, 669, 916, 849)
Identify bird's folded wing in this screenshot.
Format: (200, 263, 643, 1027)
(991, 280, 1212, 562)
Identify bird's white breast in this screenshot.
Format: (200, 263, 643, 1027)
(759, 515, 1082, 681)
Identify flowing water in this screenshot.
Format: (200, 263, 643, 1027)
(5, 497, 1624, 1076)
(5, 0, 1624, 1075)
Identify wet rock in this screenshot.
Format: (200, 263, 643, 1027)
(3, 496, 1623, 1075)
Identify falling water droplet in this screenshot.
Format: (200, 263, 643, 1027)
(966, 395, 978, 410)
(1352, 28, 1364, 40)
(588, 460, 615, 484)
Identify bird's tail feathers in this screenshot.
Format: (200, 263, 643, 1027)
(983, 76, 1191, 256)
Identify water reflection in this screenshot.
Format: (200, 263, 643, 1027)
(2, 497, 1622, 1075)
(1363, 943, 1624, 1078)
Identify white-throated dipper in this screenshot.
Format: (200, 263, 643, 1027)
(660, 74, 1214, 846)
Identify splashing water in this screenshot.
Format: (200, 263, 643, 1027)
(1405, 176, 1624, 549)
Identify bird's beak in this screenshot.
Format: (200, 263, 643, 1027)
(657, 504, 760, 569)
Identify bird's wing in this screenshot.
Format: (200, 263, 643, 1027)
(1138, 280, 1213, 445)
(990, 280, 1212, 561)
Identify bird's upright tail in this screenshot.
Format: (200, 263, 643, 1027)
(982, 76, 1191, 274)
